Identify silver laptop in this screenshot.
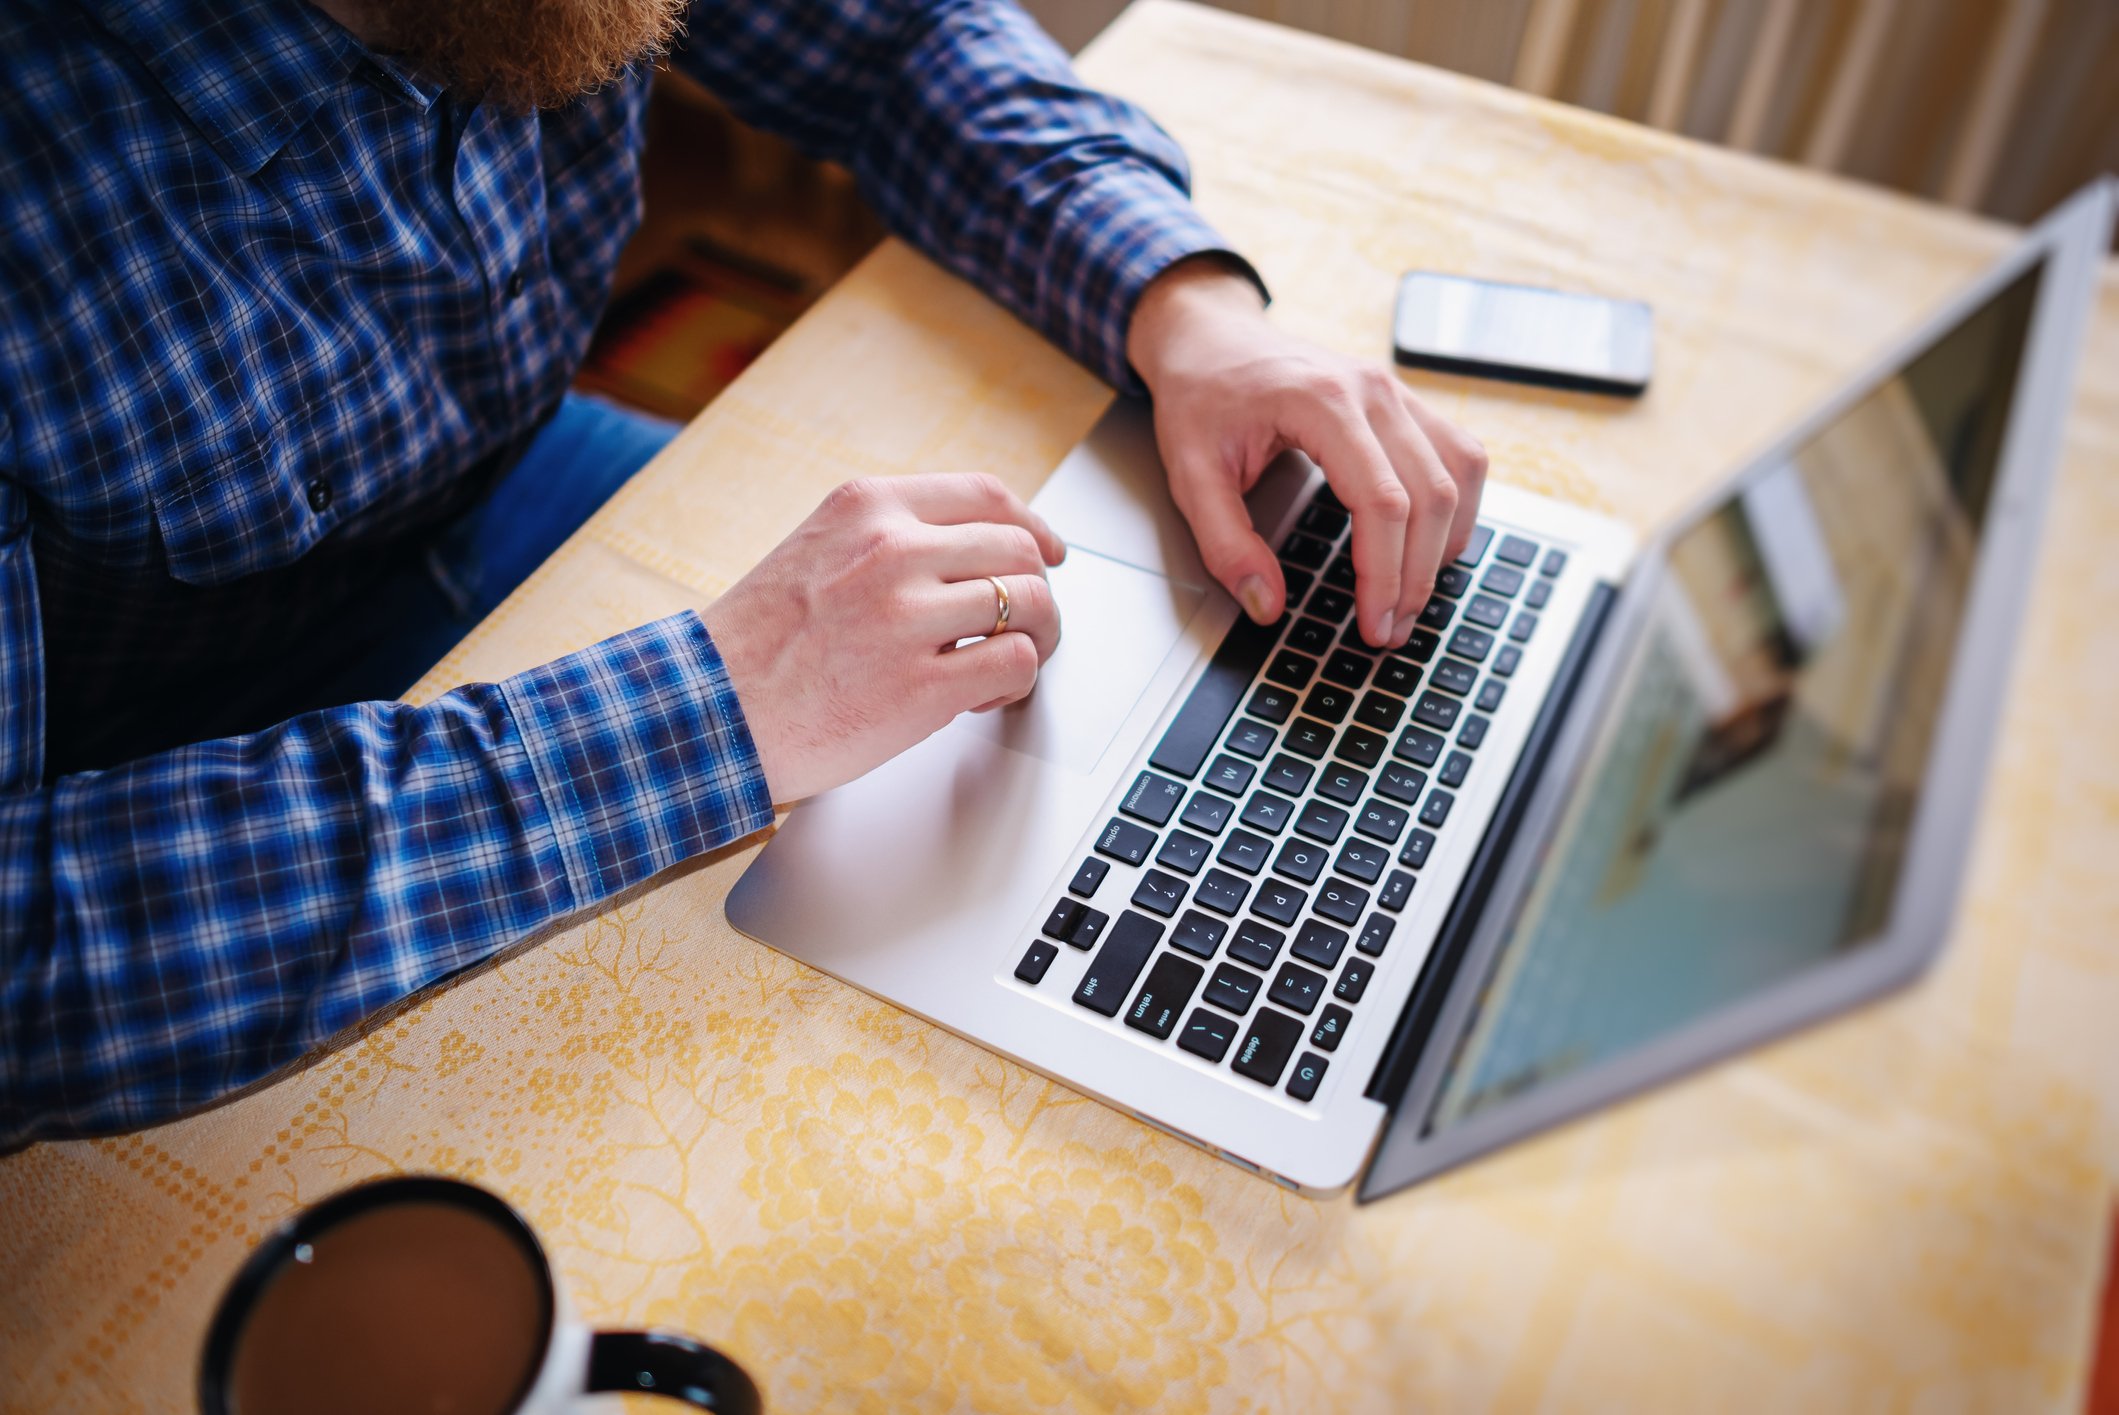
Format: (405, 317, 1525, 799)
(729, 181, 2113, 1199)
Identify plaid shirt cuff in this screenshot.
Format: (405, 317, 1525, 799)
(500, 611, 774, 907)
(1049, 164, 1269, 394)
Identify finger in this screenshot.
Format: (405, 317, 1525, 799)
(889, 473, 1066, 566)
(932, 571, 1061, 662)
(917, 520, 1051, 583)
(1401, 391, 1489, 564)
(933, 624, 1042, 713)
(1286, 394, 1407, 647)
(1164, 446, 1284, 623)
(1368, 393, 1456, 648)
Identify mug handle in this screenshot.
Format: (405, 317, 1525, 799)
(585, 1330, 761, 1413)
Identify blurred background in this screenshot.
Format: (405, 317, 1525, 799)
(580, 0, 2118, 422)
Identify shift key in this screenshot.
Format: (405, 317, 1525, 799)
(1072, 911, 1165, 1017)
(1125, 954, 1205, 1039)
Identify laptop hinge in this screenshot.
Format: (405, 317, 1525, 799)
(1363, 579, 1618, 1106)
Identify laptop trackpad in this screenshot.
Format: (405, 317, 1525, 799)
(955, 547, 1204, 774)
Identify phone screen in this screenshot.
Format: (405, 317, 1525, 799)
(1394, 273, 1652, 390)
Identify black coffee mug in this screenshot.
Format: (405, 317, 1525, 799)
(198, 1175, 760, 1415)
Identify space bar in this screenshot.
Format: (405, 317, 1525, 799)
(1147, 614, 1282, 779)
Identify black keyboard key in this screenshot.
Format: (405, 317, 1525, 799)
(1246, 683, 1297, 725)
(1126, 954, 1205, 1039)
(1225, 718, 1275, 760)
(1149, 615, 1282, 779)
(1463, 595, 1509, 631)
(1269, 961, 1327, 1015)
(1420, 791, 1454, 828)
(1324, 555, 1357, 590)
(1353, 691, 1405, 732)
(1541, 547, 1568, 577)
(1075, 909, 1109, 952)
(1241, 789, 1296, 834)
(1430, 658, 1477, 697)
(1156, 829, 1212, 875)
(1204, 962, 1264, 1015)
(1016, 940, 1058, 984)
(1335, 958, 1374, 1004)
(1281, 565, 1316, 605)
(1459, 714, 1490, 749)
(1395, 725, 1445, 768)
(1226, 919, 1286, 970)
(1178, 1008, 1238, 1062)
(1509, 613, 1538, 643)
(1493, 645, 1522, 677)
(1317, 763, 1367, 806)
(1287, 1052, 1329, 1102)
(1095, 817, 1155, 866)
(1357, 914, 1395, 956)
(1232, 1009, 1305, 1087)
(1294, 800, 1350, 844)
(1305, 586, 1355, 623)
(1456, 524, 1494, 566)
(1475, 680, 1505, 713)
(1403, 628, 1440, 663)
(1481, 564, 1524, 597)
(1068, 857, 1109, 898)
(1273, 837, 1329, 884)
(1206, 753, 1256, 796)
(1416, 597, 1454, 631)
(1252, 880, 1306, 927)
(1291, 919, 1349, 970)
(1435, 565, 1475, 598)
(1400, 829, 1436, 870)
(1297, 499, 1349, 540)
(1042, 898, 1087, 944)
(1071, 911, 1162, 1016)
(1322, 649, 1374, 689)
(1377, 763, 1427, 806)
(1439, 751, 1472, 788)
(1334, 839, 1387, 884)
(1496, 534, 1538, 567)
(1195, 868, 1249, 916)
(1120, 770, 1185, 825)
(1170, 909, 1227, 959)
(1181, 791, 1233, 836)
(1413, 692, 1460, 732)
(1266, 649, 1319, 690)
(1301, 683, 1353, 724)
(1283, 719, 1333, 759)
(1281, 531, 1332, 569)
(1286, 617, 1337, 656)
(1336, 726, 1387, 769)
(1378, 869, 1415, 913)
(1315, 878, 1369, 927)
(1355, 800, 1409, 843)
(1448, 626, 1494, 663)
(1373, 656, 1421, 697)
(1525, 579, 1552, 610)
(1262, 755, 1314, 798)
(1216, 828, 1271, 876)
(1131, 868, 1187, 916)
(1311, 1005, 1352, 1053)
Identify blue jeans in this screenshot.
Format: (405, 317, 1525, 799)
(329, 393, 680, 701)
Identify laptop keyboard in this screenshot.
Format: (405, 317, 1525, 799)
(1013, 484, 1568, 1105)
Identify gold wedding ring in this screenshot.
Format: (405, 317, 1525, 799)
(986, 575, 1011, 638)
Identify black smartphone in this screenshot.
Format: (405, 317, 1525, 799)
(1392, 271, 1653, 396)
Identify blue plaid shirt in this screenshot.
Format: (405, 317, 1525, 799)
(0, 0, 1236, 1146)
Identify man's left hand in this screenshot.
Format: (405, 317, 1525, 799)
(1127, 258, 1488, 652)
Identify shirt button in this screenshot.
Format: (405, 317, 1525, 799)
(506, 269, 526, 300)
(306, 476, 333, 513)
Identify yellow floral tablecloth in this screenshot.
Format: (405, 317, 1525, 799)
(7, 4, 2119, 1410)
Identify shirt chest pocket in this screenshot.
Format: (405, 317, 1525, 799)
(148, 441, 343, 586)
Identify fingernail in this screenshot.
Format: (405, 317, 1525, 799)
(1236, 575, 1273, 623)
(1375, 610, 1395, 645)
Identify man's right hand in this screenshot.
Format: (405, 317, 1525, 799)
(703, 474, 1066, 804)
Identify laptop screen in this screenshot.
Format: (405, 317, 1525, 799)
(1424, 261, 2045, 1133)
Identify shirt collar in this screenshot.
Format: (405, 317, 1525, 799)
(77, 0, 395, 175)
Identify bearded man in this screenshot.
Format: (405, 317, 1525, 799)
(0, 0, 1487, 1146)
